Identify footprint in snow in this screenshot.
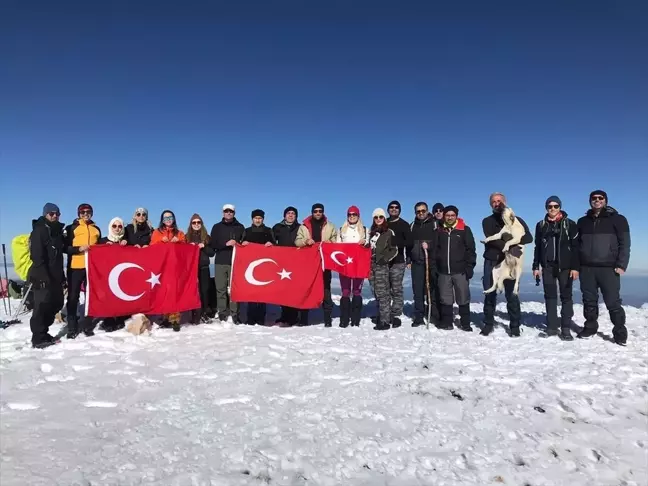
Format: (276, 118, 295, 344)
(6, 402, 40, 410)
(82, 401, 118, 408)
(40, 363, 54, 373)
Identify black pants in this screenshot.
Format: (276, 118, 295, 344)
(483, 259, 521, 327)
(542, 264, 573, 331)
(198, 266, 211, 313)
(411, 261, 440, 321)
(101, 316, 127, 332)
(66, 268, 90, 333)
(280, 306, 299, 325)
(322, 269, 333, 315)
(580, 266, 625, 330)
(30, 282, 64, 345)
(247, 303, 267, 325)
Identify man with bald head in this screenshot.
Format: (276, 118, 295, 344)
(481, 192, 533, 337)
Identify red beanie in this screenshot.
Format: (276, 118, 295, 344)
(347, 205, 360, 216)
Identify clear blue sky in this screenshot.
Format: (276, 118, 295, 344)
(1, 1, 646, 271)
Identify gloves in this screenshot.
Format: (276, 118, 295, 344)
(465, 268, 474, 280)
(501, 233, 513, 242)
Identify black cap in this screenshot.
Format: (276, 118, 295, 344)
(251, 209, 265, 219)
(77, 203, 93, 215)
(443, 205, 459, 215)
(312, 203, 324, 213)
(284, 206, 298, 218)
(589, 190, 608, 203)
(388, 200, 401, 211)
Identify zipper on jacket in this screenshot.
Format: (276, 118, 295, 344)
(447, 229, 451, 274)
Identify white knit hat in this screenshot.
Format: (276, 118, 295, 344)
(222, 204, 235, 211)
(372, 208, 386, 219)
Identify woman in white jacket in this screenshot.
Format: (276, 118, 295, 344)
(337, 206, 368, 328)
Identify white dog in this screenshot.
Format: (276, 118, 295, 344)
(481, 207, 526, 295)
(126, 314, 152, 336)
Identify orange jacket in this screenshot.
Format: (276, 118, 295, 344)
(150, 228, 186, 245)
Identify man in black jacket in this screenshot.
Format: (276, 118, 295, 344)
(29, 203, 66, 348)
(436, 205, 476, 332)
(242, 209, 275, 325)
(576, 190, 631, 345)
(272, 206, 301, 326)
(386, 200, 411, 327)
(210, 204, 245, 323)
(532, 196, 579, 341)
(481, 192, 533, 337)
(408, 202, 440, 327)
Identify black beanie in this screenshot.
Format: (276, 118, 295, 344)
(589, 190, 608, 203)
(432, 202, 444, 213)
(388, 200, 401, 211)
(251, 209, 265, 219)
(312, 203, 324, 213)
(284, 206, 298, 218)
(443, 205, 459, 215)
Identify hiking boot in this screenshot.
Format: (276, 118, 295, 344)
(559, 327, 574, 341)
(32, 340, 57, 349)
(374, 323, 390, 331)
(66, 331, 79, 340)
(83, 330, 95, 337)
(172, 323, 181, 332)
(232, 316, 243, 325)
(200, 313, 211, 324)
(218, 313, 228, 322)
(351, 296, 363, 327)
(339, 297, 350, 328)
(613, 325, 628, 346)
(460, 324, 473, 332)
(577, 327, 597, 339)
(509, 326, 521, 337)
(391, 317, 402, 329)
(539, 328, 559, 338)
(480, 324, 494, 336)
(324, 311, 332, 328)
(412, 316, 424, 327)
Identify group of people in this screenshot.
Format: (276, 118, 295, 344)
(26, 189, 630, 349)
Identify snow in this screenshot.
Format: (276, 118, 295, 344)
(1, 297, 647, 486)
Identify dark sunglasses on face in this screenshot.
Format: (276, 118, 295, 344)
(313, 209, 323, 214)
(112, 224, 123, 229)
(223, 209, 234, 214)
(136, 212, 147, 217)
(79, 210, 92, 215)
(47, 211, 60, 217)
(191, 220, 202, 225)
(388, 206, 399, 210)
(434, 209, 444, 213)
(374, 215, 385, 220)
(416, 209, 427, 214)
(163, 216, 174, 222)
(547, 204, 560, 209)
(591, 196, 605, 201)
(347, 213, 358, 217)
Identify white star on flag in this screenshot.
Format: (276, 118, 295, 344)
(146, 272, 161, 288)
(277, 269, 292, 280)
(346, 257, 354, 264)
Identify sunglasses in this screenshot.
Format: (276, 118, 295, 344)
(313, 209, 323, 214)
(223, 209, 234, 214)
(136, 212, 147, 217)
(79, 210, 92, 215)
(388, 205, 399, 210)
(47, 211, 60, 217)
(112, 224, 123, 229)
(162, 216, 174, 222)
(547, 204, 560, 209)
(416, 209, 427, 214)
(374, 215, 385, 220)
(347, 213, 358, 217)
(434, 209, 444, 213)
(591, 196, 605, 201)
(191, 220, 202, 225)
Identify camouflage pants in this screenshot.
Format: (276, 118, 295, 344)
(389, 263, 406, 318)
(370, 262, 391, 326)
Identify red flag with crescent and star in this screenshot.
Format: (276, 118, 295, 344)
(230, 243, 324, 309)
(85, 244, 201, 317)
(321, 242, 371, 278)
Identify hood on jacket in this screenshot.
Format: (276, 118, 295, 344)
(586, 206, 618, 218)
(32, 217, 64, 232)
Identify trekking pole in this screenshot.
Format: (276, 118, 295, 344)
(1, 244, 11, 314)
(423, 247, 432, 330)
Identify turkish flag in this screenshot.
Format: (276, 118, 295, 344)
(231, 243, 323, 309)
(85, 244, 201, 317)
(321, 242, 371, 278)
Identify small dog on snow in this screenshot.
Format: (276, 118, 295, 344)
(126, 314, 152, 335)
(481, 207, 526, 295)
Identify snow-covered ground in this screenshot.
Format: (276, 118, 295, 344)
(1, 297, 647, 486)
